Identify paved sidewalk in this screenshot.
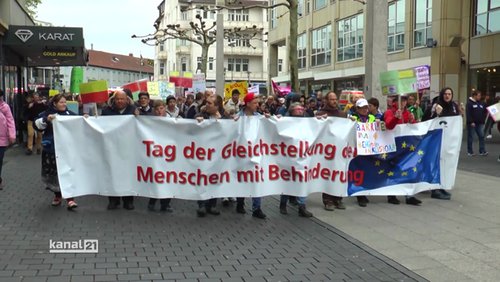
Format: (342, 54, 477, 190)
(308, 130, 500, 282)
(0, 147, 423, 281)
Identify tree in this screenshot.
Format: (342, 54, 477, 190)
(133, 5, 265, 78)
(218, 0, 299, 92)
(24, 0, 42, 18)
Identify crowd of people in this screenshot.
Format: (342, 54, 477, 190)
(1, 86, 498, 217)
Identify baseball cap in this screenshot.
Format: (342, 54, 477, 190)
(355, 98, 369, 108)
(244, 92, 258, 104)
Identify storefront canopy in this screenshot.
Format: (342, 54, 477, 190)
(3, 25, 88, 67)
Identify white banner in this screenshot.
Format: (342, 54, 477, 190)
(54, 116, 462, 199)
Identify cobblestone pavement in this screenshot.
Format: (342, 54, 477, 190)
(0, 147, 425, 282)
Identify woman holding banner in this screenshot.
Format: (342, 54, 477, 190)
(34, 94, 78, 210)
(426, 87, 461, 200)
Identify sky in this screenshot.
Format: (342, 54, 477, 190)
(36, 0, 160, 59)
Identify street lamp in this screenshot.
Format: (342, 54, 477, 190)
(247, 71, 251, 86)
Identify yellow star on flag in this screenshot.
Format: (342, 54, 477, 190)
(381, 153, 388, 160)
(413, 167, 418, 172)
(378, 169, 385, 175)
(374, 160, 381, 166)
(401, 171, 408, 176)
(387, 171, 394, 176)
(401, 141, 407, 148)
(418, 150, 424, 156)
(409, 145, 416, 151)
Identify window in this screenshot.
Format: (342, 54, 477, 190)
(337, 14, 364, 61)
(209, 57, 214, 71)
(474, 0, 500, 35)
(196, 6, 215, 20)
(311, 25, 332, 66)
(298, 33, 307, 69)
(179, 39, 188, 46)
(278, 59, 283, 72)
(314, 0, 327, 10)
(180, 10, 188, 21)
(270, 0, 277, 29)
(227, 58, 249, 72)
(159, 43, 164, 52)
(197, 57, 202, 71)
(181, 57, 187, 72)
(159, 62, 165, 75)
(414, 0, 432, 47)
(235, 39, 250, 47)
(388, 0, 405, 52)
(228, 9, 249, 21)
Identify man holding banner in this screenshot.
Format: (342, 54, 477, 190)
(102, 90, 137, 210)
(383, 95, 422, 206)
(316, 91, 348, 211)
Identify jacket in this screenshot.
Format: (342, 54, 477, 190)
(383, 105, 415, 130)
(0, 101, 16, 147)
(316, 104, 347, 118)
(34, 105, 76, 152)
(101, 104, 136, 116)
(466, 97, 486, 124)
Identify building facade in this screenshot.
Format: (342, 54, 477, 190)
(155, 0, 286, 93)
(59, 50, 153, 91)
(267, 0, 500, 104)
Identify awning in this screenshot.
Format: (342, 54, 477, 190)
(3, 25, 88, 67)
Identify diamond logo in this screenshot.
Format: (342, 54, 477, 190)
(14, 29, 33, 43)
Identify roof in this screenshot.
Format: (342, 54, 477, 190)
(88, 50, 154, 73)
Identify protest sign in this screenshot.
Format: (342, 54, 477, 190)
(356, 121, 396, 155)
(79, 80, 108, 104)
(55, 116, 462, 199)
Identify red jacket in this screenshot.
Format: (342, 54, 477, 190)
(384, 105, 415, 130)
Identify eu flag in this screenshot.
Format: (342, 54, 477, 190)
(348, 129, 442, 195)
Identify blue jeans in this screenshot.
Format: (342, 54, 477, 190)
(280, 195, 306, 206)
(467, 124, 486, 154)
(237, 197, 262, 212)
(0, 146, 6, 180)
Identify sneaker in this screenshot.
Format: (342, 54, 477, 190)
(431, 189, 451, 200)
(222, 198, 230, 207)
(206, 207, 221, 215)
(123, 202, 135, 210)
(333, 200, 346, 210)
(67, 200, 78, 210)
(160, 205, 173, 212)
(486, 134, 492, 139)
(324, 204, 335, 211)
(298, 206, 313, 217)
(406, 196, 422, 206)
(467, 152, 475, 157)
(357, 196, 369, 207)
(197, 207, 206, 217)
(25, 149, 33, 155)
(51, 196, 62, 206)
(236, 204, 246, 214)
(279, 204, 288, 215)
(252, 208, 266, 219)
(479, 152, 488, 156)
(289, 197, 299, 206)
(387, 196, 400, 205)
(36, 148, 41, 155)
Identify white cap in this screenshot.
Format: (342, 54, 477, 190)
(356, 98, 369, 108)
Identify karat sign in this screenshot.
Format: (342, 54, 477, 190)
(43, 51, 77, 58)
(39, 32, 76, 41)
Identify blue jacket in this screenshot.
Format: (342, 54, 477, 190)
(34, 105, 76, 153)
(466, 97, 486, 125)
